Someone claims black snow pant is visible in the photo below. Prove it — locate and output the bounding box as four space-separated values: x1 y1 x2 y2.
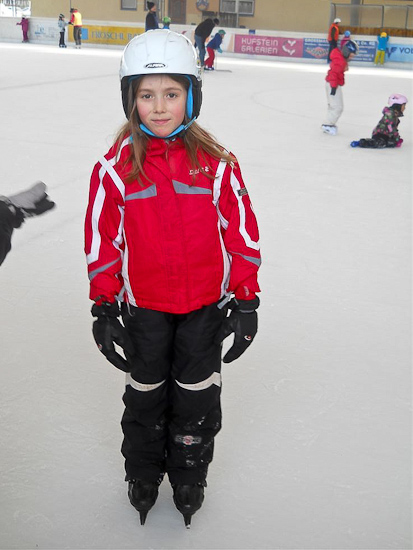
359 135 397 149
0 201 23 267
327 40 337 62
120 301 227 486
59 31 65 47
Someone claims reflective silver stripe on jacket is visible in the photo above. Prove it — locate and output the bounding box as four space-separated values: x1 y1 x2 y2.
173 180 212 195
88 258 119 281
231 251 262 267
126 185 157 200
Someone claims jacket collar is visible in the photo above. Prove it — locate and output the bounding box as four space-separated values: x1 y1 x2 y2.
145 136 184 157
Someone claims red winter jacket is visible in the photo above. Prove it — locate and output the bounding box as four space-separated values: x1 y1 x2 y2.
325 48 348 88
84 136 261 314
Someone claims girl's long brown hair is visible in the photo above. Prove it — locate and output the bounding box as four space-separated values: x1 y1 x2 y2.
114 75 236 184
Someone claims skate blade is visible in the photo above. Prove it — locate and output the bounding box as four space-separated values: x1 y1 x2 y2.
183 514 192 528
139 510 148 526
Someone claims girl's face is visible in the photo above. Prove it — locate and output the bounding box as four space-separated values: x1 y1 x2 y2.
136 75 187 138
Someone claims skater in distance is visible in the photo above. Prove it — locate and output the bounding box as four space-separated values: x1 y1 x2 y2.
58 13 68 48
84 29 261 528
374 31 390 66
69 8 82 48
204 29 226 71
322 39 358 136
194 17 219 67
327 17 341 62
145 2 159 31
340 30 351 53
351 94 408 148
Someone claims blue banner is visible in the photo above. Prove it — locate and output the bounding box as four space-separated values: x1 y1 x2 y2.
303 38 379 63
303 38 329 60
354 40 376 62
387 44 413 63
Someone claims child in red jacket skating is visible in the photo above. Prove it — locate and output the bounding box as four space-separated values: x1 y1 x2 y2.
322 39 358 135
84 30 261 528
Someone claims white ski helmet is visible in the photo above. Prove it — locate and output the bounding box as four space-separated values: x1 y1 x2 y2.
120 29 202 134
388 93 408 107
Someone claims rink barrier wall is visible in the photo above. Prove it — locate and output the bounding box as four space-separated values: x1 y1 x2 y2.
1 16 412 65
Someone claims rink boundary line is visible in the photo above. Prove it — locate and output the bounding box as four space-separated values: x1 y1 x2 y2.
0 40 411 77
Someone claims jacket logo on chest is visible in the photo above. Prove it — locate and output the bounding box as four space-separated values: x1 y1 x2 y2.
189 166 210 176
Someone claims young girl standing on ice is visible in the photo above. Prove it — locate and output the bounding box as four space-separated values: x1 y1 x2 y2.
322 39 358 135
84 30 261 528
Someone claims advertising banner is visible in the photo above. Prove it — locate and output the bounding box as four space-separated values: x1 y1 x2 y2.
80 25 144 45
386 43 413 63
234 34 303 58
303 38 376 62
353 40 376 62
303 38 329 60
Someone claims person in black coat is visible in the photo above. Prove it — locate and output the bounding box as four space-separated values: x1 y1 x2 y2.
0 182 55 266
145 2 159 31
194 17 219 66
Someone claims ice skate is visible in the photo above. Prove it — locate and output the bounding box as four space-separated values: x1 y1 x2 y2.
321 124 337 136
172 483 205 528
350 140 360 147
128 479 161 525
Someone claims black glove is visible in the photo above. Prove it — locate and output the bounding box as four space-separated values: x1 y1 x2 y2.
20 195 55 217
91 302 135 372
214 297 259 363
0 201 25 228
6 181 55 220
330 87 337 96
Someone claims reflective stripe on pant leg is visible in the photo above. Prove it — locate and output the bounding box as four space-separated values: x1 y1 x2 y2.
167 302 227 485
121 307 174 482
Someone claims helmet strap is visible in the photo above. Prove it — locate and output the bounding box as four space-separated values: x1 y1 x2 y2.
139 116 196 139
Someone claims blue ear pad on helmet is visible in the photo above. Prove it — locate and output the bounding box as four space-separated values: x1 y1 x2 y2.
185 76 194 119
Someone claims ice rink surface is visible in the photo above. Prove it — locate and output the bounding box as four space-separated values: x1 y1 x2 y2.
0 42 412 550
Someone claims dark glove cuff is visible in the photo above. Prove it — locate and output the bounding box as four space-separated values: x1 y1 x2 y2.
233 296 260 312
91 301 120 318
0 200 25 228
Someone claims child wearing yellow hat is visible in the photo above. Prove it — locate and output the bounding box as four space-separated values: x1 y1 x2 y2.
375 31 390 65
